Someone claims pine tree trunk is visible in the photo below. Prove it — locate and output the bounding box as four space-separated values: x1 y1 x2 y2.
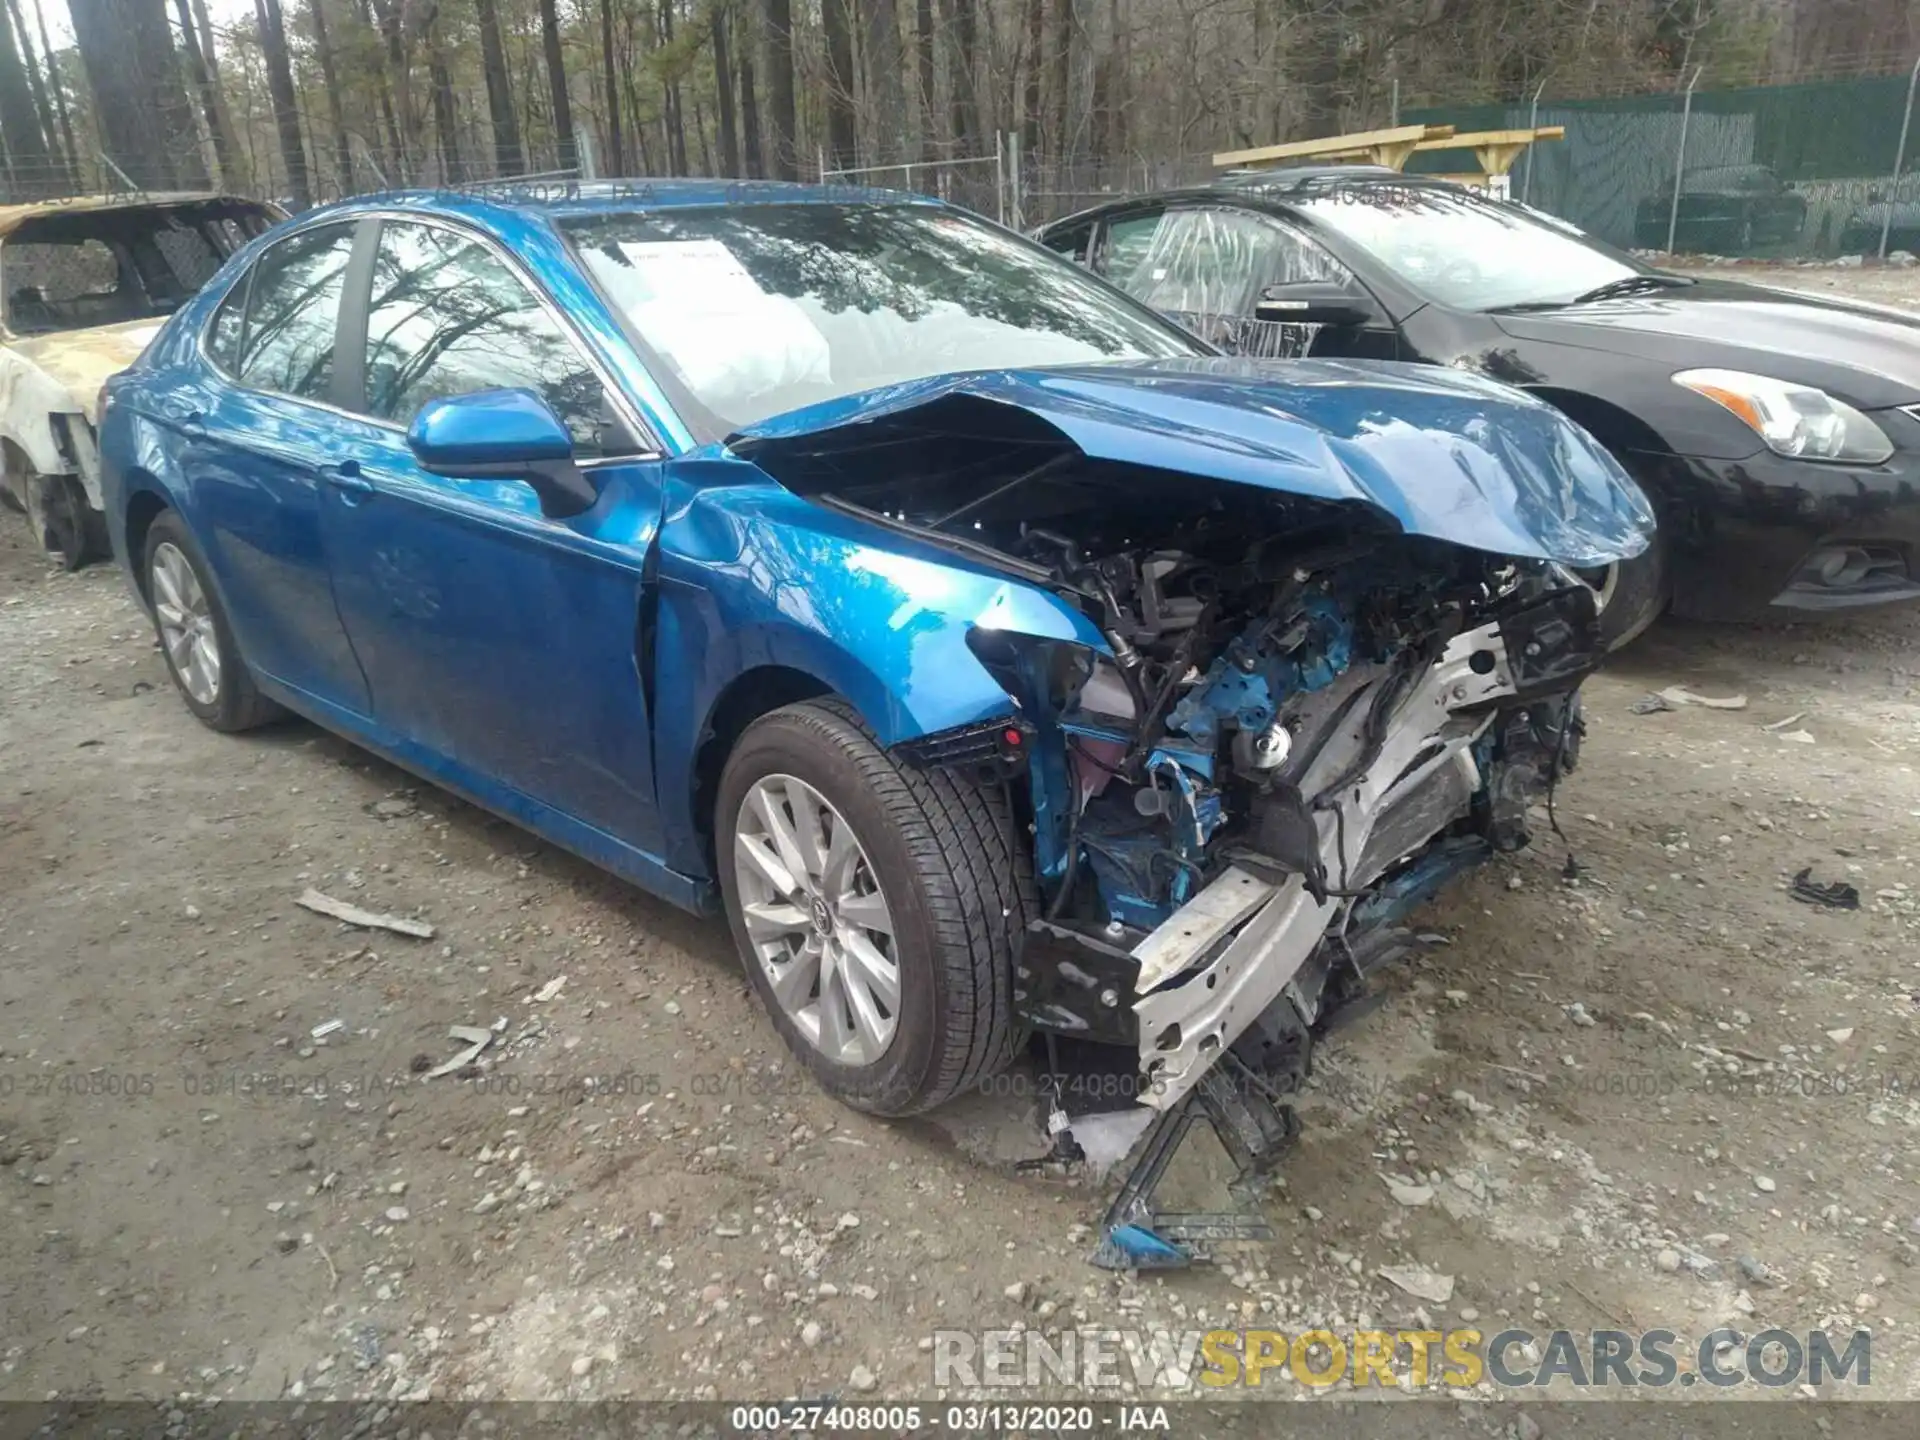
307 0 354 195
68 0 207 191
6 0 67 187
1046 0 1069 157
252 0 309 205
369 0 417 181
427 14 462 184
538 0 577 171
863 0 904 166
764 0 797 179
738 43 761 177
27 0 78 185
0 0 51 193
659 0 687 174
821 0 856 171
711 3 740 176
913 0 935 160
599 0 624 174
475 0 524 175
944 0 981 155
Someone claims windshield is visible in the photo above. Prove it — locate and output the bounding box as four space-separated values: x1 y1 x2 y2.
1292 186 1645 312
561 203 1204 431
2 200 277 336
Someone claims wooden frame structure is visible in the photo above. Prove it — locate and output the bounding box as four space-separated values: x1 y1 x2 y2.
1214 124 1565 189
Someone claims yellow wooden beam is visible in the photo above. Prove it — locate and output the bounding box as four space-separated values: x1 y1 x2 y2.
1410 126 1565 151
1214 124 1455 171
1410 126 1565 178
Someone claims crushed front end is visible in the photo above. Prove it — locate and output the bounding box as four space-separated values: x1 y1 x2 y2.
886 468 1603 1264
730 361 1644 1267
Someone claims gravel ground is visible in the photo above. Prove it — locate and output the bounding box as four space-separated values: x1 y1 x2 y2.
4 277 1919 1409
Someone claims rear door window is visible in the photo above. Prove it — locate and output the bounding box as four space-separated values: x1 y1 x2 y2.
230 224 357 401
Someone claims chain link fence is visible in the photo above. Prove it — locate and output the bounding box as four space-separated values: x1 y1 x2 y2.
1406 65 1920 261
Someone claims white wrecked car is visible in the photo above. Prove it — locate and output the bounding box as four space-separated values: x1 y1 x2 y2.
0 193 281 566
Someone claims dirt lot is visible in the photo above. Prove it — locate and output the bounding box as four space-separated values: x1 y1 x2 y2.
4 275 1919 1411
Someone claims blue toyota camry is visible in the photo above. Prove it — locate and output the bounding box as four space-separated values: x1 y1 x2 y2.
98 181 1652 1144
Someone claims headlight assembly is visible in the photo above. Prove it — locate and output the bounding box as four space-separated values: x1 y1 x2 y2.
1674 368 1893 464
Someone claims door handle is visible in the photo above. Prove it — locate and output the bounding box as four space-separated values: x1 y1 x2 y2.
321 461 375 498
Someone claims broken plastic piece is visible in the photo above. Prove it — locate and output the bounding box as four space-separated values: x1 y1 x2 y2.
1659 686 1747 710
296 888 435 939
424 1025 494 1079
1789 868 1859 910
309 1019 344 1041
1090 1056 1295 1270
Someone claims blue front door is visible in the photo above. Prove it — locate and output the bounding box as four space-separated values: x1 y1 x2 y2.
315 218 665 855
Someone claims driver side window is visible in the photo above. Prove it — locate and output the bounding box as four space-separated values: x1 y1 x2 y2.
361 221 608 455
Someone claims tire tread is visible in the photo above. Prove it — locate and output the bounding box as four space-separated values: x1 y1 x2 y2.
743 699 1032 1112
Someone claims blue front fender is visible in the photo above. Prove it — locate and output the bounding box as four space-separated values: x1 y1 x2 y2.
652 464 1107 876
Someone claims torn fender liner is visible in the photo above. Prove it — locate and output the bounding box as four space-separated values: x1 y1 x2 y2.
726 357 1655 570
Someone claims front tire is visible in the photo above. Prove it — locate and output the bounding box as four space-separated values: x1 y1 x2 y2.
1578 524 1668 652
716 700 1031 1116
143 510 282 732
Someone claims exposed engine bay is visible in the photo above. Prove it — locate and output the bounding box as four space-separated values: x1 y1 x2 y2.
831 442 1602 1263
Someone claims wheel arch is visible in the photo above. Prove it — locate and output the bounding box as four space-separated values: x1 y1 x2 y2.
688 663 837 875
1528 387 1672 463
124 483 172 599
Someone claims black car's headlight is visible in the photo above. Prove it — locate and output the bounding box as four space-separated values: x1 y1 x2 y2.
1674 367 1894 464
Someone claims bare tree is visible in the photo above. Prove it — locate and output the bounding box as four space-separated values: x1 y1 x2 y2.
764 0 798 178
599 0 625 173
863 0 906 164
822 0 857 169
738 31 762 175
944 0 982 154
538 0 578 170
26 0 77 184
0 0 53 193
476 0 526 175
711 1 741 175
69 0 208 190
307 0 355 194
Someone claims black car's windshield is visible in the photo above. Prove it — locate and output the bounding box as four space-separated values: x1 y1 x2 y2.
1291 185 1646 312
562 203 1204 430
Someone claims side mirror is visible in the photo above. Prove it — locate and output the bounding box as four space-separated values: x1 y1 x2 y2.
1254 280 1376 327
406 388 597 518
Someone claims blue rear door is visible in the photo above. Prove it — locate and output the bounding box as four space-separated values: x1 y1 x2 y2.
171 221 373 715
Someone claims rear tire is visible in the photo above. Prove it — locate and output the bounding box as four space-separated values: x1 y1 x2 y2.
143 510 283 732
716 699 1031 1116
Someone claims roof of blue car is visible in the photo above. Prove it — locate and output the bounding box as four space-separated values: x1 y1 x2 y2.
315 178 927 229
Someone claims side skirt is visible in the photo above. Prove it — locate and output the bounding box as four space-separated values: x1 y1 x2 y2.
252 672 718 916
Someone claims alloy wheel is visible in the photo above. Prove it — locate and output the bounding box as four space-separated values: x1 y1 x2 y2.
1572 562 1619 616
151 541 222 706
732 773 901 1066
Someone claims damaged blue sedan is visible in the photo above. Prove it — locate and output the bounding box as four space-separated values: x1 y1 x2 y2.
98 185 1651 1238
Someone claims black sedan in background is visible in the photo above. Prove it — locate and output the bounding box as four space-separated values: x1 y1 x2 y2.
1632 164 1808 254
1037 170 1920 648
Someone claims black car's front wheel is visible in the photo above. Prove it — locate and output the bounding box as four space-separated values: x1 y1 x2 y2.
716 699 1030 1116
143 510 282 732
1575 524 1669 651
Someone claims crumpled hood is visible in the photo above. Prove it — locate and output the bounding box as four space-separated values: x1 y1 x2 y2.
727 357 1653 568
8 318 166 422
